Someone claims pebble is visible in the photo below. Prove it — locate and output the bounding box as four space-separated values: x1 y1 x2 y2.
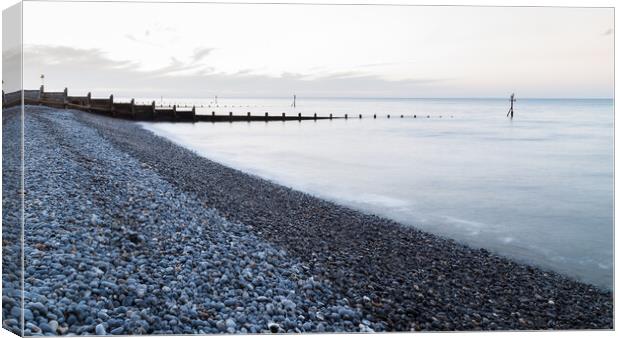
0 105 611 336
48 320 59 333
24 309 34 322
39 322 53 333
28 302 47 314
110 327 124 335
268 322 281 333
95 323 107 335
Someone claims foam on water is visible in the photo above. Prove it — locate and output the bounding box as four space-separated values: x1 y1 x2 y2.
141 97 613 290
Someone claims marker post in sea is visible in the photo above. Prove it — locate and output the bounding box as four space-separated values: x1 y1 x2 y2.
507 93 515 118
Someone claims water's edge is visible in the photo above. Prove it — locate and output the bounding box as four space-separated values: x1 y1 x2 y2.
138 119 612 292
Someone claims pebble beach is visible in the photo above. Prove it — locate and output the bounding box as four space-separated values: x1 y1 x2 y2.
2 106 614 335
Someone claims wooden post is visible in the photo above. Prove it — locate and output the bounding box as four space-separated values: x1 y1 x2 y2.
373 114 376 119
229 111 233 122
173 105 177 120
2 90 4 109
414 114 416 118
329 113 332 120
192 106 196 122
39 85 44 104
63 87 68 109
151 101 156 120
130 98 136 119
265 112 268 121
212 111 215 118
400 114 403 118
507 93 515 118
247 112 251 118
86 92 91 111
359 114 362 119
387 114 390 119
298 113 301 121
109 94 114 116
345 114 348 119
282 112 286 121
313 113 317 120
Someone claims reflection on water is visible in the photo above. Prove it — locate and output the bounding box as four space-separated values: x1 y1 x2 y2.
142 98 613 290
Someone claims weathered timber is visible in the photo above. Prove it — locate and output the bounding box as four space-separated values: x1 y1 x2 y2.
4 88 363 123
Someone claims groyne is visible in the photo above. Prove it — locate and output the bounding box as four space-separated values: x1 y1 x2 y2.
2 88 453 123
2 87 337 122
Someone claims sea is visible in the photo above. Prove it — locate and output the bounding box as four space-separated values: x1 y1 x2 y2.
139 97 614 290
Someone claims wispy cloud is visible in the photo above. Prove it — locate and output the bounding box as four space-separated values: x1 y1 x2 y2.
192 47 214 63
124 33 161 47
156 57 203 76
356 61 408 68
125 24 179 46
125 34 138 42
23 44 451 98
24 44 139 71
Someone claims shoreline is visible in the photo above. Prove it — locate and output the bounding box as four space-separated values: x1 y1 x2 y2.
5 105 613 334
142 119 613 291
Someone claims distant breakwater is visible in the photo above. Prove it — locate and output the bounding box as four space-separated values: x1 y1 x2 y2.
2 87 450 123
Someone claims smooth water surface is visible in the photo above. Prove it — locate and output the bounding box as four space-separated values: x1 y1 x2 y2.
142 98 614 290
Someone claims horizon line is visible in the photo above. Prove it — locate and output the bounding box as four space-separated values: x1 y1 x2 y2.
104 95 616 100
12 89 614 101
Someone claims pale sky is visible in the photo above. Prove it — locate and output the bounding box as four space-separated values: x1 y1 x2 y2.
12 1 615 98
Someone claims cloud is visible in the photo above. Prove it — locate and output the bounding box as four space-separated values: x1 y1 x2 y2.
124 33 161 47
2 46 22 92
356 61 404 68
125 24 179 46
234 69 254 76
24 44 138 71
22 44 451 98
155 57 204 76
192 47 214 62
152 49 217 76
125 34 138 42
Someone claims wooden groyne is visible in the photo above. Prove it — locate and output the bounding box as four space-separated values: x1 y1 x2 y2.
5 87 200 122
3 87 453 122
2 87 336 123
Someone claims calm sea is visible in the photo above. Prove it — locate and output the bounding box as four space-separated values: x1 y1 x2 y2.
140 97 614 290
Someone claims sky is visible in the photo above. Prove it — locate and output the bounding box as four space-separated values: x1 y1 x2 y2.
3 2 21 93
8 2 615 98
